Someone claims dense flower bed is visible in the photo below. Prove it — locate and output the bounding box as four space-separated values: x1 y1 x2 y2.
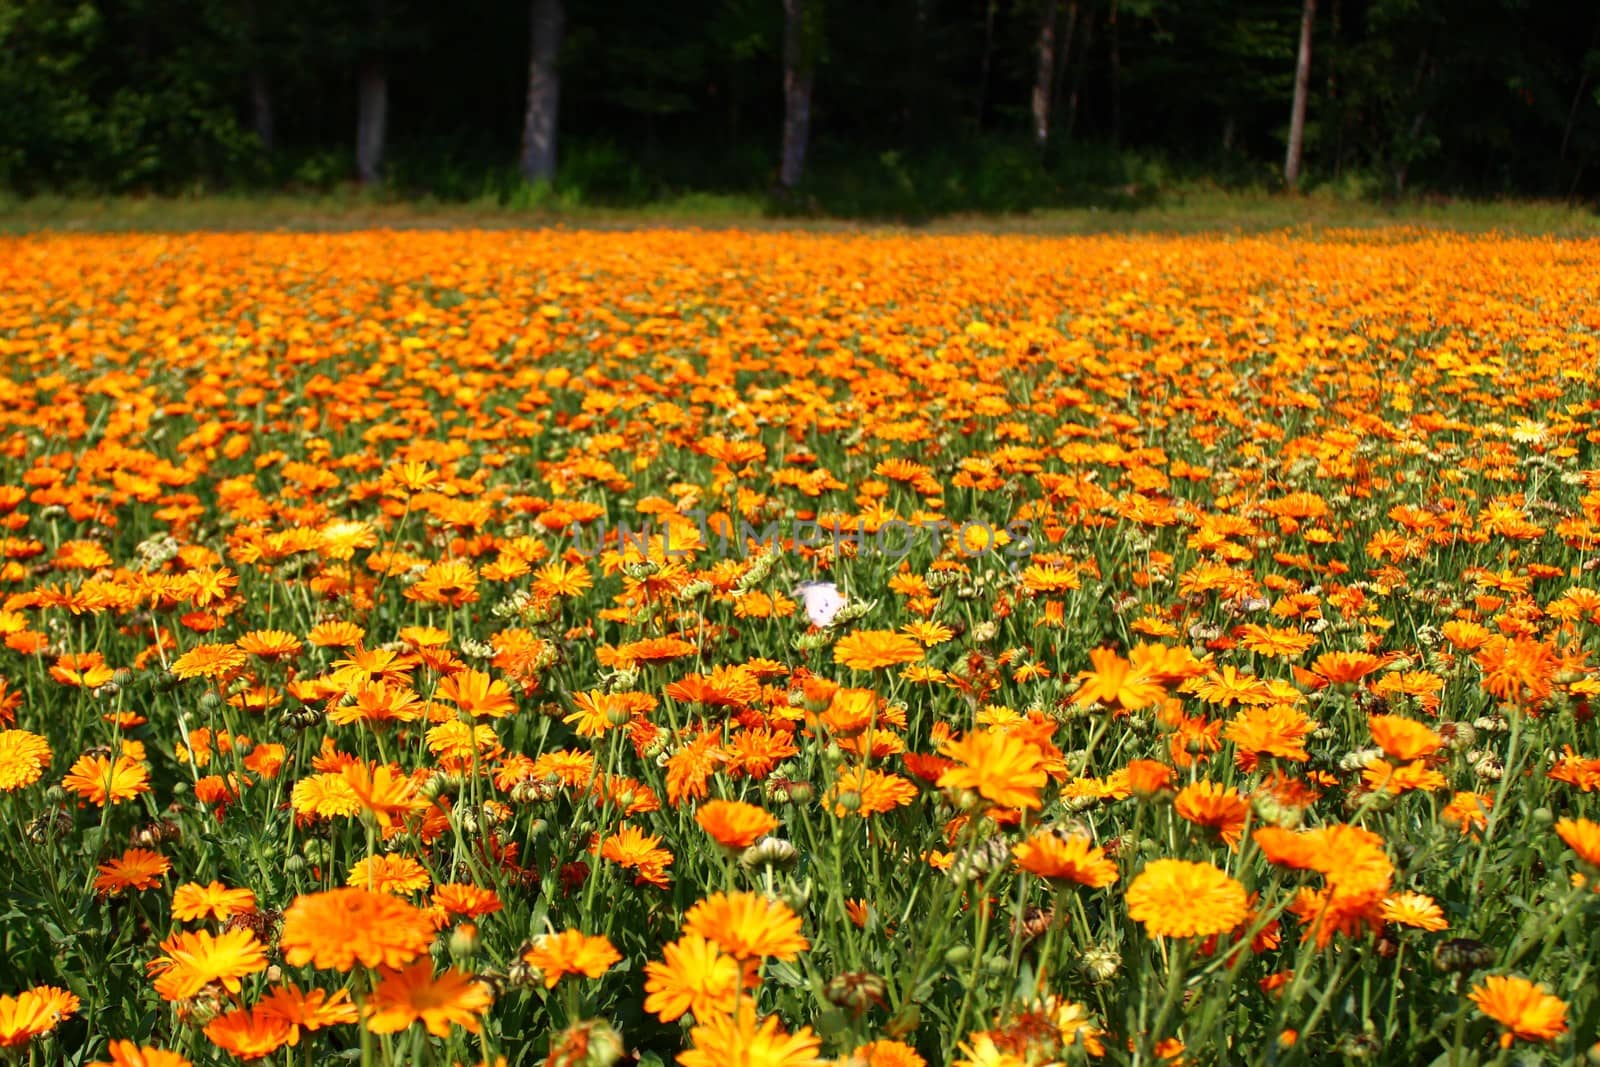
0 229 1597 1065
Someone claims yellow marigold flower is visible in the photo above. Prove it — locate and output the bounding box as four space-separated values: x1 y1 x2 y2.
348 853 432 895
0 729 51 791
1126 859 1249 939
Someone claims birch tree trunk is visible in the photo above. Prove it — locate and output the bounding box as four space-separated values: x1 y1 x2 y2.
1032 1 1057 147
356 60 387 184
355 0 387 185
519 0 565 183
779 0 814 190
1062 4 1094 140
1284 0 1315 187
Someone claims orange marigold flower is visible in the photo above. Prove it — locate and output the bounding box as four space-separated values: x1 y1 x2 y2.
1238 625 1318 659
1380 892 1448 932
830 765 918 817
203 1008 294 1060
348 853 432 895
431 882 503 919
1441 791 1493 835
1173 781 1251 846
62 752 150 806
1361 758 1447 796
679 997 826 1067
643 933 743 1023
683 891 810 962
255 984 360 1042
340 761 429 832
1223 704 1312 770
307 620 364 648
278 888 436 972
953 1034 1026 1067
1184 665 1276 708
94 848 171 896
405 558 480 608
0 985 78 1048
1547 746 1600 792
1556 817 1600 867
833 630 925 671
1367 714 1443 762
50 652 115 689
1072 647 1165 711
1440 620 1491 651
89 1042 191 1067
596 824 675 889
1012 831 1119 888
936 728 1048 811
364 958 494 1037
435 668 517 719
170 642 248 681
695 799 780 849
147 928 268 1002
1255 824 1392 889
1123 759 1176 799
1303 651 1385 687
611 636 698 666
1469 975 1568 1047
851 1040 928 1067
235 629 303 660
522 930 623 988
1126 860 1249 939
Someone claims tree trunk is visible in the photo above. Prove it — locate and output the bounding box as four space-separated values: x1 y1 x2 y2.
1393 108 1426 197
243 0 273 152
1284 0 1315 187
250 69 274 151
356 60 387 184
779 0 814 190
353 0 388 184
1064 5 1095 140
1051 1 1079 114
520 0 565 183
1032 1 1057 146
1392 49 1434 197
1559 10 1600 162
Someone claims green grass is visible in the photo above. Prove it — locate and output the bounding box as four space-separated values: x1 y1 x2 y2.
3 185 1599 235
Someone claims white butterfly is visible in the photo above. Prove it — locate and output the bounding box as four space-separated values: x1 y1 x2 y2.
794 581 847 628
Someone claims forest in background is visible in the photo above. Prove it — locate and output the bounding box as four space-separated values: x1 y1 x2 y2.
3 0 1599 216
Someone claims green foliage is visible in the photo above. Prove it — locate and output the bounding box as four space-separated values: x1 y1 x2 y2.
1 0 1599 205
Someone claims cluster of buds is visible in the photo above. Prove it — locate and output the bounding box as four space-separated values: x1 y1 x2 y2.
1433 937 1495 974
946 836 1011 883
1078 944 1122 984
739 836 799 873
733 548 779 594
824 971 888 1018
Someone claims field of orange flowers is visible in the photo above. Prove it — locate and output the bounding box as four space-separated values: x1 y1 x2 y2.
0 229 1597 1066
